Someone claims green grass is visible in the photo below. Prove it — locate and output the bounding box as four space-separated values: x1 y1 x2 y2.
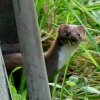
8 67 27 100
9 0 100 100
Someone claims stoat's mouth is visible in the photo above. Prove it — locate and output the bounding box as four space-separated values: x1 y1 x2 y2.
59 36 79 45
69 37 78 42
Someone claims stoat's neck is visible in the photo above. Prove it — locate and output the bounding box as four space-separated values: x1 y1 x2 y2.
44 39 60 76
58 43 79 69
44 39 59 58
44 38 79 76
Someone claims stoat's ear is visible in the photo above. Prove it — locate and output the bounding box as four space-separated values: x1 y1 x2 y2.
58 24 66 34
58 24 69 37
78 26 86 35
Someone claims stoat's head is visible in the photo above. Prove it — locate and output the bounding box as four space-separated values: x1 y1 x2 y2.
57 24 85 45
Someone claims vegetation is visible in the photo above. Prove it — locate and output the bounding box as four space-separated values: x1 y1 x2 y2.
9 0 100 100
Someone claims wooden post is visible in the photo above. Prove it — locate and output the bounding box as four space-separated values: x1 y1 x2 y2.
12 0 51 100
0 48 10 100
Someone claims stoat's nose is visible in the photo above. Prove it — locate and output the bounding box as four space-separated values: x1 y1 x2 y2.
66 31 70 37
69 36 78 42
65 31 77 42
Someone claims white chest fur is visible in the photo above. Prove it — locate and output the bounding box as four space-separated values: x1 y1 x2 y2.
58 44 78 69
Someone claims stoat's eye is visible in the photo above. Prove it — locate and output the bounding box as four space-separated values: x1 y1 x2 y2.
66 31 70 36
77 32 80 37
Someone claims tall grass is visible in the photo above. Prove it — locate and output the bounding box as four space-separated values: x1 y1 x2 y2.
36 0 100 99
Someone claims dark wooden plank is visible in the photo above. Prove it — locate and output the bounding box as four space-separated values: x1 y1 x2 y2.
12 0 51 100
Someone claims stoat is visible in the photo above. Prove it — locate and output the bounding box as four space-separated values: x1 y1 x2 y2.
3 24 85 77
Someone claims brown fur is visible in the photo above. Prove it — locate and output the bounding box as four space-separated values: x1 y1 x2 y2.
3 24 85 76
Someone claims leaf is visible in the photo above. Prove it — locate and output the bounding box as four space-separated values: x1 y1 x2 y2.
66 81 76 87
82 86 100 94
68 76 79 83
10 86 20 100
10 86 17 95
21 90 27 100
85 50 100 69
49 83 62 88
